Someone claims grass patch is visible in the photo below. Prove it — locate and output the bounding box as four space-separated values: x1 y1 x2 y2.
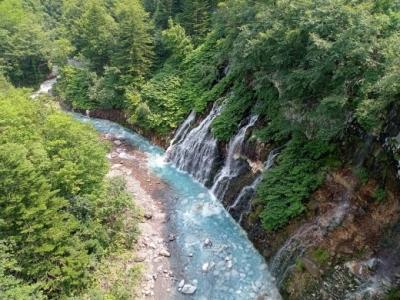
312 248 330 266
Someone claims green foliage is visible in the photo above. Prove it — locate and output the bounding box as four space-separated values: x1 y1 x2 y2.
112 0 154 86
57 65 95 109
0 241 45 300
176 0 216 43
373 187 387 203
385 288 400 300
129 65 187 135
161 19 193 63
295 258 305 272
57 0 154 109
68 0 116 72
355 167 370 185
0 82 139 298
211 83 256 141
97 177 142 249
256 136 336 231
312 248 330 266
0 0 50 86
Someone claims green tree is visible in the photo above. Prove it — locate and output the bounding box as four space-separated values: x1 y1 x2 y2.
112 0 154 86
74 1 116 72
161 19 193 63
0 0 50 86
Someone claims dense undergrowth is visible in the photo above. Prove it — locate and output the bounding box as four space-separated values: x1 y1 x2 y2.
0 77 141 298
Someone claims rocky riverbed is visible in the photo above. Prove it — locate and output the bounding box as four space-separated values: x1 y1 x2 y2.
106 135 180 299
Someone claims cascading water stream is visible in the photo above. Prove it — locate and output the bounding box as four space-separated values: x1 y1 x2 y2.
270 191 351 287
211 115 259 200
166 104 221 186
31 77 58 99
229 149 279 224
168 110 196 149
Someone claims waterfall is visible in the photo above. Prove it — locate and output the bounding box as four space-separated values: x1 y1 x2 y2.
211 115 259 200
168 111 196 148
270 192 351 287
166 104 222 186
229 149 279 224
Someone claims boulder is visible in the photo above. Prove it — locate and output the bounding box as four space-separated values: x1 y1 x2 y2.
204 238 212 248
181 284 197 295
159 249 171 257
202 262 210 272
178 279 185 288
134 254 146 262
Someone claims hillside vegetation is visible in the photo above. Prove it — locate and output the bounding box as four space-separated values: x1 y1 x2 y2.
49 0 400 230
1 0 400 297
0 78 141 298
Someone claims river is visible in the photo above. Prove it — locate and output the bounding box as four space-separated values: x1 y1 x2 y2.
73 115 281 300
36 76 281 299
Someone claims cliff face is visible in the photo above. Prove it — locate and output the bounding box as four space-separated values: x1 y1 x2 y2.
191 108 400 298
230 128 400 299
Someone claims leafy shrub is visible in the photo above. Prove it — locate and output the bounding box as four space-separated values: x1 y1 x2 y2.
256 136 336 231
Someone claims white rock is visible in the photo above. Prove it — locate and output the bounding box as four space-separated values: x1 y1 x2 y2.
159 249 171 257
204 238 212 247
181 284 197 295
114 140 122 146
178 279 185 288
202 262 210 272
226 260 233 269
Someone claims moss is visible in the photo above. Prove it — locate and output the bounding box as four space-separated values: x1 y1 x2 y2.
373 187 387 203
312 248 330 266
385 288 400 300
295 258 305 272
354 167 369 185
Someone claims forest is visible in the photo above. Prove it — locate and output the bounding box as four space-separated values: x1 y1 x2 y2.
1 0 400 299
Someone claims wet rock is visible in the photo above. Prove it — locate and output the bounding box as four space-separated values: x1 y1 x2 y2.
226 260 233 269
159 249 171 257
178 279 185 289
302 257 321 278
204 238 212 248
202 262 210 272
366 258 379 270
144 212 153 220
168 234 176 241
181 284 197 295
